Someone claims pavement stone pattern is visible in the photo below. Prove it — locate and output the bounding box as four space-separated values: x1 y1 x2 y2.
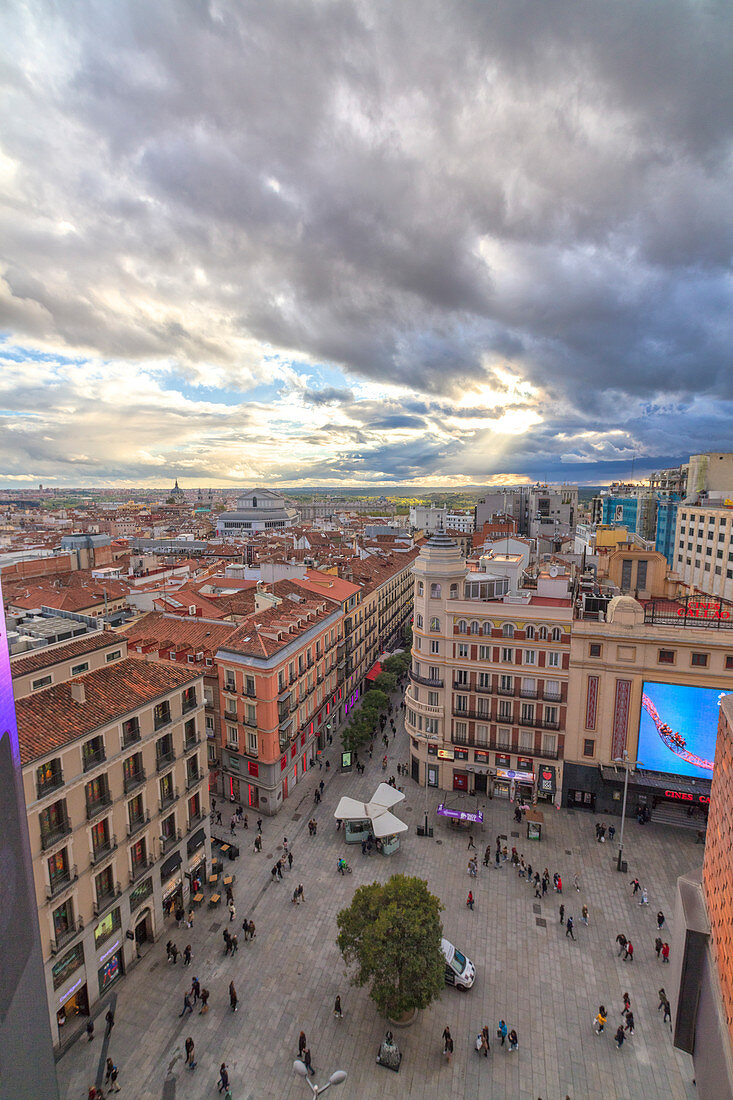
57 693 699 1100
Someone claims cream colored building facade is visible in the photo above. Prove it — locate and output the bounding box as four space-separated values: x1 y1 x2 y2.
563 594 733 815
673 503 733 602
15 649 208 1048
406 535 571 803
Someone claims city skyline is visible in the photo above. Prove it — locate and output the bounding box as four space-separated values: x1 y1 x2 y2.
2 1 732 489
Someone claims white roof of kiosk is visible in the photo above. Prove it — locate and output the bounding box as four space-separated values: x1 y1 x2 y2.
334 782 408 838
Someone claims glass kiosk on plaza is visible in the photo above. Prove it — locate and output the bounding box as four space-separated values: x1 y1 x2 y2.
335 783 408 855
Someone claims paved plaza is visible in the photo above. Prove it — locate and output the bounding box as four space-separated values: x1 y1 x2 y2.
58 701 699 1100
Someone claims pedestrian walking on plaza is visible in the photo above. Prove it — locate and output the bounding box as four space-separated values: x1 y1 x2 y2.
225 885 233 904
223 929 232 954
466 891 474 910
662 942 670 963
574 872 581 892
183 943 192 966
483 845 491 867
191 976 200 1004
658 991 672 1026
277 859 284 880
593 1006 607 1035
298 1031 307 1058
296 883 305 903
614 1025 626 1049
657 910 665 930
288 850 294 871
257 818 263 833
623 941 634 962
468 834 476 850
199 987 209 1014
228 900 236 922
271 864 279 883
442 1026 454 1062
179 992 193 1017
616 933 627 956
231 817 236 835
534 875 542 898
481 1025 490 1056
86 1018 94 1042
559 904 565 925
292 886 300 905
108 1064 121 1092
229 981 238 1012
248 919 256 940
608 824 616 842
334 995 343 1018
508 1029 518 1052
105 1058 115 1086
254 833 262 852
639 888 649 906
105 1008 115 1036
565 915 575 940
184 1036 196 1070
630 878 640 895
218 1064 230 1093
495 847 502 869
621 992 630 1017
304 1047 315 1076
497 1020 508 1046
581 905 589 926
166 940 175 962
655 936 663 958
230 933 238 953
624 1011 635 1036
541 875 548 895
283 836 289 853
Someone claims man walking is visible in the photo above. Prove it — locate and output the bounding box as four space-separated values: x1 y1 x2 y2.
218 1064 230 1094
179 991 193 1017
559 904 565 925
565 915 575 940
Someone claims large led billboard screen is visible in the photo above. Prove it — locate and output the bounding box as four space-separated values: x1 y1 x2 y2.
638 680 733 780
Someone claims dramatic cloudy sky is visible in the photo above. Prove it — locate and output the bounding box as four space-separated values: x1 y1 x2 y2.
1 1 732 488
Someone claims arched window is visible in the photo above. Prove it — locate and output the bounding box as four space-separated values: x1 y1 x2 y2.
252 495 257 507
430 617 440 632
415 613 423 628
538 626 548 640
525 624 535 640
457 620 468 634
502 623 515 638
551 627 562 642
470 620 480 634
449 584 459 600
417 581 424 596
482 621 491 635
430 583 442 599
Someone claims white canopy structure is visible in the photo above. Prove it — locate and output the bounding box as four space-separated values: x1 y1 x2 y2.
334 782 408 838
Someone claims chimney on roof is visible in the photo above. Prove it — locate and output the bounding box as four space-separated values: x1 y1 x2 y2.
70 681 85 704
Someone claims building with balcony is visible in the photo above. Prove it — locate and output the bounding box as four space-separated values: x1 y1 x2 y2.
215 586 344 814
15 655 207 1049
406 533 572 802
668 693 733 1099
563 594 733 817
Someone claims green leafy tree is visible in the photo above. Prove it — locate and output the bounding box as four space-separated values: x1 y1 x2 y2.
337 874 445 1018
360 689 388 720
373 670 397 695
341 713 371 752
381 655 404 676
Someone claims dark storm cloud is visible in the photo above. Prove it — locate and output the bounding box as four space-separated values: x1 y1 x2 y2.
1 0 733 483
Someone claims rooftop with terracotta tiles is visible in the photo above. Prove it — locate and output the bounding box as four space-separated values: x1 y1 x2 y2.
10 631 121 679
15 656 201 766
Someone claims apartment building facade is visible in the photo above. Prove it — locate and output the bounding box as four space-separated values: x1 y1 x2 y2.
15 652 208 1048
673 503 733 602
406 534 571 803
563 594 733 816
216 593 345 814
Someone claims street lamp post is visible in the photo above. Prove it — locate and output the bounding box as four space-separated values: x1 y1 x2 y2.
293 1061 347 1097
614 750 642 872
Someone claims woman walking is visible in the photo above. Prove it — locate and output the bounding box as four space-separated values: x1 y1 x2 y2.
442 1026 454 1063
229 981 238 1012
593 1006 607 1035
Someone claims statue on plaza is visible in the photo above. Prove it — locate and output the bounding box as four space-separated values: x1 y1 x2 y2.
377 1029 402 1071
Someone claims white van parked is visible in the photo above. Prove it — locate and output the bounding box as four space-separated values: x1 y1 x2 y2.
441 938 475 990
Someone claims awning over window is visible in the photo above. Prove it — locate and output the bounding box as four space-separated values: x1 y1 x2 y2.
365 662 383 682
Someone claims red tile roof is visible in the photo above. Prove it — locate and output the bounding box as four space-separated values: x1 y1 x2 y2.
15 657 201 766
10 632 119 679
123 612 237 653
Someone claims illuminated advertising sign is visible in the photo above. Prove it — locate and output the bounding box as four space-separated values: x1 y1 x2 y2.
0 579 59 1096
638 680 732 779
